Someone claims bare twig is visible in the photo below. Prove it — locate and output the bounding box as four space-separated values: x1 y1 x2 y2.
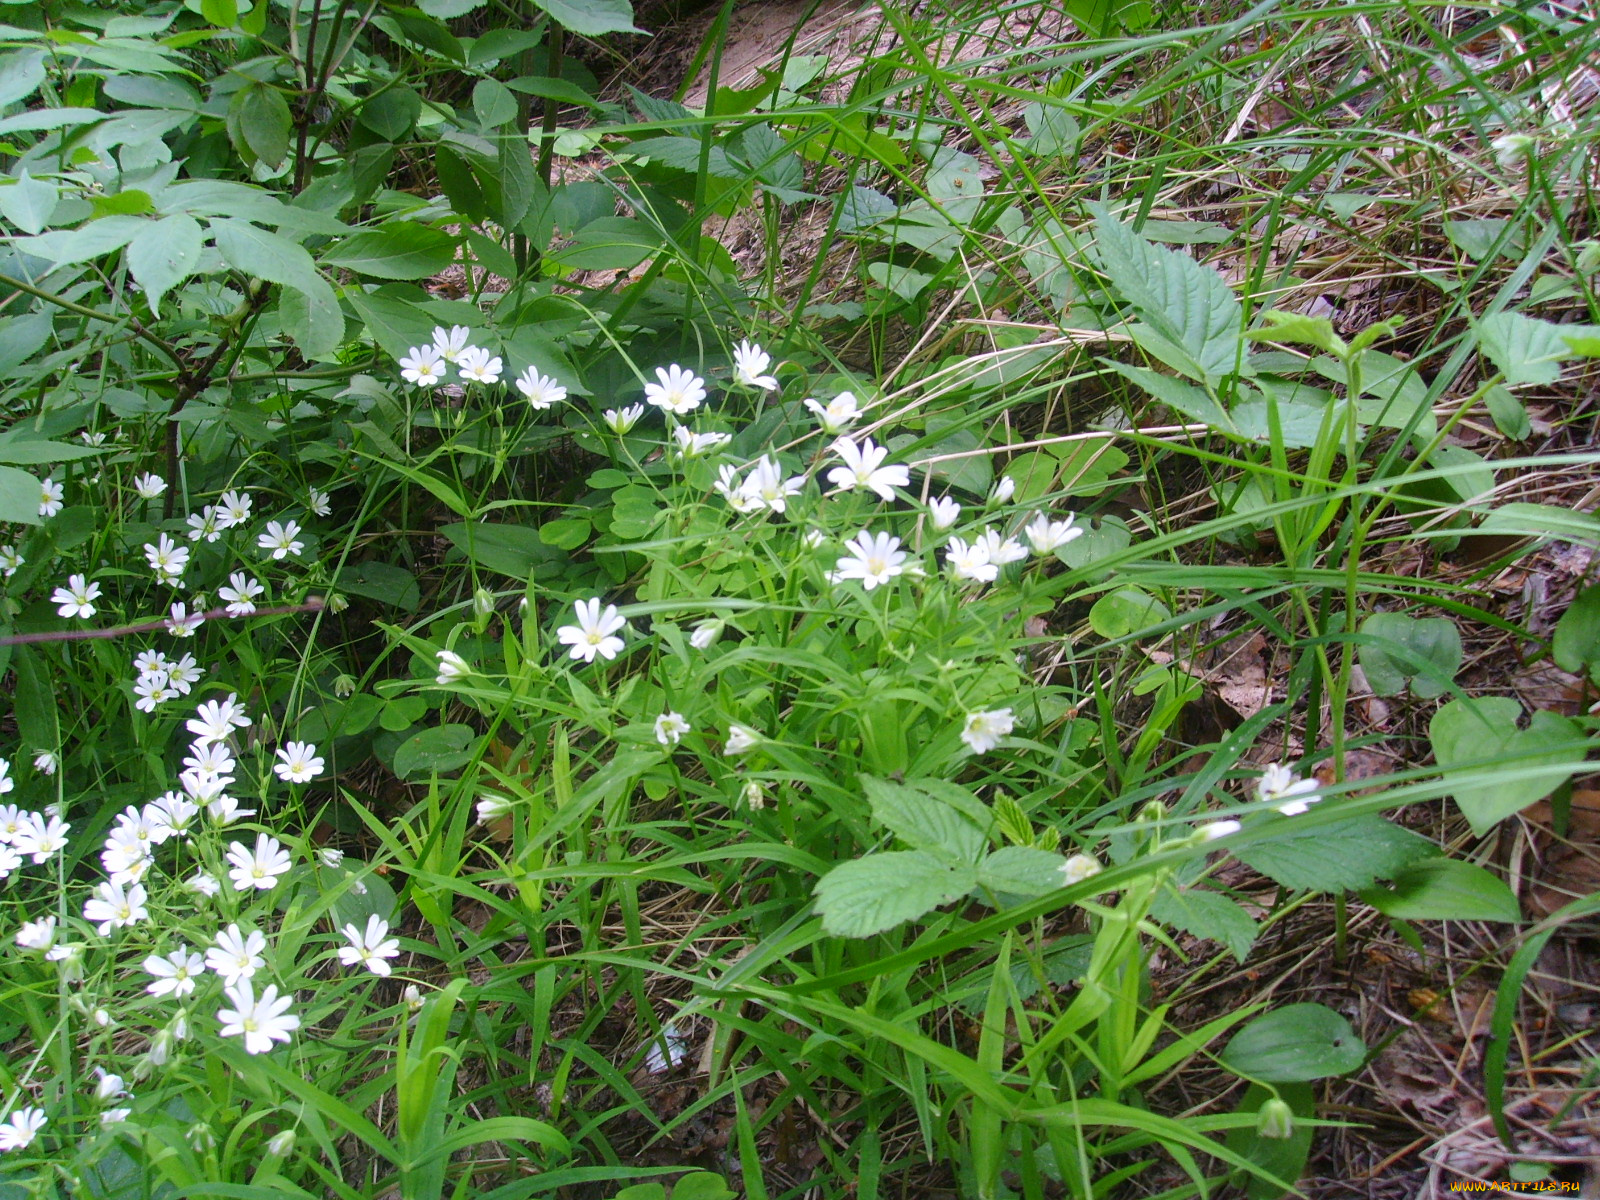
0 598 325 647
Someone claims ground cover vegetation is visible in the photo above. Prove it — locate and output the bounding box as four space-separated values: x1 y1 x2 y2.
0 0 1596 1194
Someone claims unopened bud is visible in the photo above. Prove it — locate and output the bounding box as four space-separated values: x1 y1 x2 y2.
1257 1097 1295 1140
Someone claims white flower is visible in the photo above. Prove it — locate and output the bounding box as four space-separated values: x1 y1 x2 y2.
928 496 961 530
83 880 150 935
1256 764 1321 815
399 344 446 386
273 741 324 783
742 780 768 810
133 472 166 499
15 916 54 951
186 695 250 745
825 437 909 501
317 847 345 868
724 724 759 755
1059 853 1102 886
731 340 779 390
337 914 401 977
603 404 645 434
1023 512 1083 554
960 708 1015 755
689 619 724 650
101 1108 131 1127
643 364 706 415
133 670 175 713
167 652 203 692
0 1108 45 1152
0 545 22 577
832 530 908 592
32 751 57 776
39 478 63 518
990 475 1016 505
187 870 222 898
149 792 200 840
52 573 101 619
0 801 25 837
515 368 567 410
430 324 473 363
458 346 503 385
556 597 626 664
257 519 304 560
45 942 85 982
217 981 299 1055
94 1071 126 1103
0 845 20 878
215 489 253 530
14 813 69 863
206 924 266 985
145 947 205 998
218 572 264 615
476 794 512 823
1492 132 1536 170
654 712 690 745
403 985 424 1012
435 649 471 686
186 506 221 543
672 425 732 459
944 537 998 584
1197 819 1241 842
80 430 107 446
308 488 331 516
803 391 861 434
975 528 1029 567
737 455 806 514
226 834 293 891
165 603 204 637
802 528 826 550
143 533 190 584
713 464 763 514
0 763 11 798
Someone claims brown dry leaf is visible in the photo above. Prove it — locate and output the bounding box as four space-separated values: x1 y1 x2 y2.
1521 791 1600 917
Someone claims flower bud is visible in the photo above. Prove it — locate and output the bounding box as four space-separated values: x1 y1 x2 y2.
1059 853 1102 886
1257 1097 1295 1140
318 847 345 869
266 1130 296 1157
742 780 768 810
333 674 357 698
476 794 513 824
689 619 724 650
473 588 495 619
403 985 424 1013
326 592 349 614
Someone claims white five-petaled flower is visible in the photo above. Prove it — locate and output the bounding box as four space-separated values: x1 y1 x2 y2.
515 368 567 410
1023 512 1083 554
217 980 299 1055
215 489 253 530
15 916 55 951
167 652 202 692
399 344 446 387
831 530 908 592
308 488 331 517
273 741 324 783
226 834 293 892
133 671 175 713
187 506 221 543
145 947 206 998
654 712 690 746
166 603 204 637
731 340 779 390
187 870 222 898
724 455 805 514
0 762 13 798
257 519 304 560
133 472 166 499
960 708 1014 755
928 495 961 530
205 924 266 984
1256 763 1321 815
476 794 512 824
14 813 69 863
430 325 473 363
83 880 150 935
218 572 265 616
724 724 760 755
435 649 471 686
457 346 503 385
144 534 190 584
1059 853 1102 886
643 364 706 415
39 478 63 518
803 391 861 434
556 597 626 664
52 573 101 619
0 1108 46 1152
337 914 401 977
825 437 909 501
187 694 251 745
672 426 732 458
0 545 22 577
944 536 998 584
603 404 645 435
975 528 1029 567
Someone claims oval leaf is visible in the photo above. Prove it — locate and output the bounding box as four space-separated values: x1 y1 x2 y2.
1221 1003 1365 1082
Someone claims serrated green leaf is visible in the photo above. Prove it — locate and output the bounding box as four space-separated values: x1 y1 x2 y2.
18 215 147 266
1429 697 1588 835
1247 310 1344 355
977 846 1068 897
1106 361 1234 430
473 77 518 129
127 214 203 316
1151 886 1258 960
530 0 641 35
321 223 458 280
1221 1003 1365 1082
814 851 976 937
230 82 291 169
862 775 985 861
212 218 320 291
1359 857 1519 923
0 170 58 235
279 276 344 359
1476 311 1575 386
358 85 421 141
1237 815 1435 892
1358 612 1461 699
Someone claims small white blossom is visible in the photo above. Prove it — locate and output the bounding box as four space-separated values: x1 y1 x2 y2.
724 725 760 755
960 708 1014 755
825 437 909 501
337 915 401 977
226 834 293 892
399 344 446 387
435 649 471 686
133 472 166 499
1197 819 1241 842
145 947 206 998
51 573 101 619
803 391 861 434
205 924 266 985
133 671 175 713
0 545 22 577
556 597 626 664
15 916 55 951
603 404 645 435
186 506 222 543
944 537 998 584
832 530 908 592
430 325 473 362
39 478 63 518
975 528 1029 567
83 880 150 935
317 847 345 868
742 780 768 810
928 495 961 530
0 1108 46 1152
689 619 724 650
32 752 57 776
476 794 512 823
144 533 191 584
654 712 690 746
1256 764 1321 816
273 742 324 783
218 572 265 616
308 488 331 516
731 340 779 390
186 695 250 745
217 981 299 1055
990 475 1016 504
187 870 222 898
257 519 304 560
215 490 253 530
672 426 732 459
643 364 706 415
166 603 204 637
457 346 503 385
1059 853 1102 886
13 813 69 863
1022 512 1083 554
515 368 567 410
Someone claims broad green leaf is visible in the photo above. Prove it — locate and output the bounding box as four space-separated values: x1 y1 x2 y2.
530 0 641 35
1483 383 1531 440
1225 1082 1316 1200
1476 311 1575 386
201 0 239 25
0 50 46 108
472 78 518 129
440 520 562 578
926 148 984 221
1359 858 1519 923
279 276 344 359
1429 697 1588 835
1151 886 1258 960
211 219 320 291
1019 101 1080 157
392 723 478 779
1106 361 1234 430
127 214 203 316
358 85 422 141
1552 584 1600 676
321 223 457 280
1246 310 1344 355
1220 1003 1365 1082
977 846 1070 897
547 216 662 271
538 517 591 550
0 439 102 466
229 81 292 169
626 135 743 178
1237 815 1434 893
0 170 58 235
814 850 977 937
335 560 419 610
1088 586 1170 639
1478 502 1600 544
0 465 43 526
1056 514 1130 579
17 215 147 266
861 775 984 861
1358 612 1461 699
344 287 440 360
838 185 896 233
1444 217 1521 261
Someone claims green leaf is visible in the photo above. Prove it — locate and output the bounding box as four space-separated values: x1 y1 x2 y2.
0 465 43 526
1476 311 1576 386
279 276 344 359
127 214 203 316
1088 586 1170 639
0 439 102 466
18 215 147 266
1552 584 1600 676
626 135 743 178
472 78 518 129
1220 1003 1365 1082
1358 612 1462 699
1359 858 1519 923
392 724 478 779
1559 326 1600 356
1151 886 1258 960
1224 1082 1316 1200
229 82 292 169
201 0 239 25
977 846 1069 897
538 517 591 550
321 223 457 280
1237 815 1435 893
0 170 58 235
1057 514 1130 579
0 50 46 108
838 185 896 233
1429 697 1588 835
212 219 320 291
440 520 562 578
1483 384 1531 440
529 0 641 35
1019 101 1080 157
814 851 977 937
1106 361 1234 430
358 85 422 141
335 560 419 610
1477 502 1600 545
861 775 984 861
1246 310 1345 355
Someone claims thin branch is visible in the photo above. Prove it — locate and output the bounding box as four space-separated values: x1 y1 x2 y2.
0 598 326 647
0 271 183 369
